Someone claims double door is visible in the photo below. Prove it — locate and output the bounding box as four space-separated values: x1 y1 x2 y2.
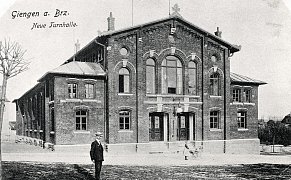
149 113 164 141
177 113 190 141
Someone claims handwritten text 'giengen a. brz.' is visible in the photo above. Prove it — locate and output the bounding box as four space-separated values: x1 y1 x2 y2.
11 9 78 30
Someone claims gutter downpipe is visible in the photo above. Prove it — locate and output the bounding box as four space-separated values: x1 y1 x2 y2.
201 35 205 144
223 49 227 153
135 30 140 145
94 40 108 143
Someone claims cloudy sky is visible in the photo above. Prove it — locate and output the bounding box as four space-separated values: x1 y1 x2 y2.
0 0 290 121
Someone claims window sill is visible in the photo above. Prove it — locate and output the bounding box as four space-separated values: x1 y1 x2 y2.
118 130 133 133
146 94 200 98
238 128 249 131
74 130 90 134
210 96 222 99
230 102 255 106
118 93 134 96
243 103 255 106
61 99 81 103
82 99 100 103
209 129 222 132
231 102 243 105
60 99 101 103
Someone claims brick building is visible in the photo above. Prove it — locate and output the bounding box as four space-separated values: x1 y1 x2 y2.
14 10 266 154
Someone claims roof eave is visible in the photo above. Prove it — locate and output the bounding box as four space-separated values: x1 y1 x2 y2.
38 72 106 82
231 81 267 86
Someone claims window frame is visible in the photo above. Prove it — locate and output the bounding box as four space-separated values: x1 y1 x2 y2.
68 83 78 99
119 110 131 130
146 58 156 94
232 88 242 102
75 110 88 131
209 73 221 96
244 89 252 103
118 68 130 93
85 83 94 99
210 110 220 129
237 111 247 129
161 55 183 95
188 61 197 95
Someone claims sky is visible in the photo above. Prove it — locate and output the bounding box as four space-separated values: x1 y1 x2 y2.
0 0 291 121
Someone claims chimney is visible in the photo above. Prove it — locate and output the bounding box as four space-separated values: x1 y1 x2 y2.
75 39 80 53
214 27 222 38
107 12 115 31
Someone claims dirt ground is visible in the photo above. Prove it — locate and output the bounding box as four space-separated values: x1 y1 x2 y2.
2 142 291 179
3 161 291 180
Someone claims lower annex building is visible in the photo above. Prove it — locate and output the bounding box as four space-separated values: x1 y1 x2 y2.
14 10 266 154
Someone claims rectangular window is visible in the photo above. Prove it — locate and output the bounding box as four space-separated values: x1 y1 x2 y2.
232 89 241 102
210 111 220 129
76 110 87 130
167 67 177 94
119 111 130 130
119 75 130 93
146 66 155 94
154 116 159 128
68 83 78 98
50 107 55 131
237 111 247 129
244 89 251 103
210 74 220 96
85 84 94 99
161 66 167 94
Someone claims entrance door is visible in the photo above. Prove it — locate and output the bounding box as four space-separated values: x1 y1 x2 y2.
177 113 189 141
149 113 164 141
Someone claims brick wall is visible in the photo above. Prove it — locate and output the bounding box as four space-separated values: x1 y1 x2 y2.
106 19 232 144
53 76 105 145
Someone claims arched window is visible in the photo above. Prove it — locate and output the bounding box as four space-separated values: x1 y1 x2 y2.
209 72 221 96
161 56 183 94
119 68 130 93
146 58 156 94
188 61 197 95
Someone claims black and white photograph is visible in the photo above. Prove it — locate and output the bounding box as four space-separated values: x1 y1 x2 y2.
0 0 290 179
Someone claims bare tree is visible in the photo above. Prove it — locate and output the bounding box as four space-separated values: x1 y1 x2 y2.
0 39 29 179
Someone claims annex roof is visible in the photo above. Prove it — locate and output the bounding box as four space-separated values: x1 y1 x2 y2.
38 61 106 82
230 72 267 85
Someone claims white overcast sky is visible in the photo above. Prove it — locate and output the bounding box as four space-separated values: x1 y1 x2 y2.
0 0 291 121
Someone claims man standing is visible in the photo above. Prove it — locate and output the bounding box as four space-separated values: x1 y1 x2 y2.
90 132 104 180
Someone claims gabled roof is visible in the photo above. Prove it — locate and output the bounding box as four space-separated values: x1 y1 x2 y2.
230 72 267 85
99 15 240 52
66 15 241 63
38 61 106 82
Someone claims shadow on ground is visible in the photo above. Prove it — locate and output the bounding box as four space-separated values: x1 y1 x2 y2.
3 161 291 179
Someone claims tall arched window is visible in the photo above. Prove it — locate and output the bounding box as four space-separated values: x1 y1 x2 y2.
119 68 130 93
146 58 156 94
161 56 183 94
188 61 197 95
209 72 221 96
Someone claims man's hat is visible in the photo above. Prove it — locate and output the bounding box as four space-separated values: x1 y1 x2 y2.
95 132 103 136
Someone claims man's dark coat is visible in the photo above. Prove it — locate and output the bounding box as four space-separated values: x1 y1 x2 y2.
90 140 104 161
